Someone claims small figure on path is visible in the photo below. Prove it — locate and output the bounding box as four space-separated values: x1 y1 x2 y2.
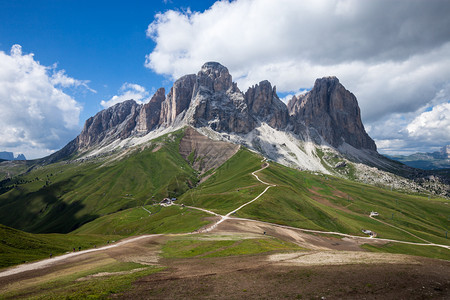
78 246 81 251
49 253 52 258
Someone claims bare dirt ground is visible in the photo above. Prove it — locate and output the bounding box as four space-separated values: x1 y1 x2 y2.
1 219 449 299
122 256 449 299
217 218 387 251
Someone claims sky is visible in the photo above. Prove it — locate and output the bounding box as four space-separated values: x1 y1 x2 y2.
0 0 449 159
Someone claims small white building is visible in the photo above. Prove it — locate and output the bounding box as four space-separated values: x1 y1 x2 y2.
370 211 379 217
160 198 173 207
362 229 376 237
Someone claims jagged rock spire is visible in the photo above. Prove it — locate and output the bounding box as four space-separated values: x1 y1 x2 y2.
288 76 376 150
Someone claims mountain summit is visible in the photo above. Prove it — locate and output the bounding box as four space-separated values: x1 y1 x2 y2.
288 77 376 150
60 62 374 152
50 62 381 175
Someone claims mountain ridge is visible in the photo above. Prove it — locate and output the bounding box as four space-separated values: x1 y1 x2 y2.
52 62 375 162
386 145 450 170
37 62 448 197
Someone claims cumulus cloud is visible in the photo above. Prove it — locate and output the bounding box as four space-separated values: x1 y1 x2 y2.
406 102 450 144
145 0 450 153
0 44 92 159
100 83 150 108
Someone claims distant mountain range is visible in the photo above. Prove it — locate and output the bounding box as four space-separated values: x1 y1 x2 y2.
386 145 450 170
0 151 26 161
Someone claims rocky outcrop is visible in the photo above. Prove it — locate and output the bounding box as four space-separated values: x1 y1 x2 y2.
137 88 165 132
0 152 26 161
288 77 376 150
77 100 141 150
186 62 255 133
194 62 234 93
159 74 196 126
245 80 289 129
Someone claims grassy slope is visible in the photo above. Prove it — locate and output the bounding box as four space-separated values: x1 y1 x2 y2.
73 205 211 236
361 242 450 260
0 129 198 233
176 149 449 251
2 254 163 299
179 149 267 215
0 224 118 268
236 161 450 245
161 234 306 259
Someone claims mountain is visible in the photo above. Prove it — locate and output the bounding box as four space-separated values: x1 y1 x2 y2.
287 76 376 150
40 62 447 197
386 145 450 170
51 62 375 162
0 152 26 161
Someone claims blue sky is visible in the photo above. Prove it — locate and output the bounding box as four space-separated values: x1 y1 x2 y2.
0 0 215 123
0 0 449 158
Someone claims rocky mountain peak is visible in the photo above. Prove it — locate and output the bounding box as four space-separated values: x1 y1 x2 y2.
77 99 141 150
196 62 233 93
245 80 288 129
55 62 379 164
137 87 165 132
0 152 26 161
288 76 376 150
186 62 254 134
159 74 196 126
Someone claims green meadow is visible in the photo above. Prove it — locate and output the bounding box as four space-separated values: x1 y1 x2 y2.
0 129 449 269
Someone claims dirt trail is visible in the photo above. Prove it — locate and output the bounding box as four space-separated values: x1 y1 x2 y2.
0 234 162 279
370 215 433 244
186 161 450 250
194 162 274 233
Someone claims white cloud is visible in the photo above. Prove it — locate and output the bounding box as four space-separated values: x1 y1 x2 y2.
406 102 450 143
100 83 150 108
0 44 92 159
145 0 450 153
369 103 450 155
50 69 96 93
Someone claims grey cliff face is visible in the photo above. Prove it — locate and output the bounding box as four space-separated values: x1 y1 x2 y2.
288 77 377 150
187 62 255 133
159 74 196 126
137 87 165 132
245 80 289 129
77 99 141 150
195 62 233 93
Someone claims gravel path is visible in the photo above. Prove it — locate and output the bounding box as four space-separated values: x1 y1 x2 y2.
0 234 161 278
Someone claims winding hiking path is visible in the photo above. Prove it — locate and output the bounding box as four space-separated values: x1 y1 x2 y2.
369 215 433 244
230 217 450 249
198 161 275 232
186 161 450 250
0 234 162 278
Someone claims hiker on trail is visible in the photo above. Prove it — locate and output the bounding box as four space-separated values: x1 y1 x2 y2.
263 231 266 235
50 253 52 258
73 248 75 252
78 246 81 251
